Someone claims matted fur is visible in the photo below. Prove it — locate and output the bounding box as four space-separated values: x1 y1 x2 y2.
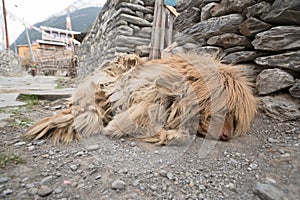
24 54 258 144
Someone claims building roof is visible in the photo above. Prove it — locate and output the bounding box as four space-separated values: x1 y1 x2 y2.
36 40 67 46
40 26 81 35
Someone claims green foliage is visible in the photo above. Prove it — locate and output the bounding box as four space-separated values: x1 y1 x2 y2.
19 94 40 107
0 153 23 168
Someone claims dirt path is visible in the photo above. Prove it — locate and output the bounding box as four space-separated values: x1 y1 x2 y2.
0 97 299 199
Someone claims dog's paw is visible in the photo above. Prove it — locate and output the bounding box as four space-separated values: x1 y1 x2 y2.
138 129 189 145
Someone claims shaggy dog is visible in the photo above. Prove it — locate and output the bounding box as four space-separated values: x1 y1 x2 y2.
24 54 258 145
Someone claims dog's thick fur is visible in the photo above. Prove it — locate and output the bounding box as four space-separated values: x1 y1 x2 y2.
24 54 258 144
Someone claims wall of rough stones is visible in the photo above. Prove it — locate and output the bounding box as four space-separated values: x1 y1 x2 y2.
0 50 22 77
78 0 155 79
168 0 300 121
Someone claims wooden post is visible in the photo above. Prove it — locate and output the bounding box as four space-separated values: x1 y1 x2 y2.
149 1 177 60
2 0 9 51
24 21 35 62
149 0 164 59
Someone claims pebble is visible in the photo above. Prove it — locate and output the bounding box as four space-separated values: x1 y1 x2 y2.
267 138 278 143
28 188 38 195
74 151 84 157
130 142 136 147
249 162 258 170
0 177 10 184
266 177 276 184
167 172 174 180
281 153 290 158
150 184 158 191
25 183 35 189
69 164 79 171
3 189 13 195
132 180 139 187
278 149 285 154
40 176 53 185
86 144 100 151
14 141 26 146
38 185 53 197
111 180 126 190
28 146 35 151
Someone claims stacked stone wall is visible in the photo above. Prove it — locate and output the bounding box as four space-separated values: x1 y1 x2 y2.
0 50 22 77
78 0 155 78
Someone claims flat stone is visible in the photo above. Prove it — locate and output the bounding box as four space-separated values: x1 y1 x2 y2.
221 51 260 64
116 2 153 14
244 1 271 19
0 93 26 108
185 14 244 41
255 51 300 72
262 0 300 25
252 26 300 51
239 17 273 38
40 176 53 185
259 94 300 121
195 46 224 59
116 35 151 46
135 45 150 57
210 0 256 17
0 177 10 184
256 68 294 95
174 7 200 32
38 185 53 197
207 33 251 48
289 80 300 98
118 13 152 27
0 113 11 128
111 179 126 190
176 0 203 13
144 0 155 6
254 183 286 200
201 3 218 21
3 189 13 195
86 144 100 151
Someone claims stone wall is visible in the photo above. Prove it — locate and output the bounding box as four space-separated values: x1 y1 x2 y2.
168 0 300 121
0 50 23 77
78 0 155 79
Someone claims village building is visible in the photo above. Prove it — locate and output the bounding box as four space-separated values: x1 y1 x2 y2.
17 26 81 76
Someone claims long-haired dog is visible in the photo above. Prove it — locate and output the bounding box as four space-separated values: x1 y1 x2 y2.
24 54 258 145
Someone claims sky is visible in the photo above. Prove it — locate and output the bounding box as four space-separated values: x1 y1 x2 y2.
0 0 79 48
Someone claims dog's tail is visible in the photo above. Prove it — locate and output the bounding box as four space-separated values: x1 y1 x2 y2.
23 107 77 144
24 54 141 144
23 105 104 144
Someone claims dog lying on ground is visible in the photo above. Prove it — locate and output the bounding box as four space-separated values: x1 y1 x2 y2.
24 54 258 145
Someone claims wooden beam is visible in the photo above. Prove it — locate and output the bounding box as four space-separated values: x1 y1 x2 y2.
2 0 10 51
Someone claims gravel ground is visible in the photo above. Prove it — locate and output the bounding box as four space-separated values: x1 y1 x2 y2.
0 99 299 200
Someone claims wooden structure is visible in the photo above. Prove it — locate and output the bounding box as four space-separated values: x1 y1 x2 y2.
149 0 178 59
17 26 81 76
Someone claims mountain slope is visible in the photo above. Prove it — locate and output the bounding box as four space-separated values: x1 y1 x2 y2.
12 7 101 48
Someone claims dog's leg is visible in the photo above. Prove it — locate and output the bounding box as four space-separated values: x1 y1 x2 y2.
102 102 150 138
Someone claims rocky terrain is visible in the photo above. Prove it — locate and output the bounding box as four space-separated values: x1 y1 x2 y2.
0 87 299 200
1 0 299 199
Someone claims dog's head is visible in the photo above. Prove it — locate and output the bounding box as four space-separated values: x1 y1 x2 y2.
192 64 258 141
